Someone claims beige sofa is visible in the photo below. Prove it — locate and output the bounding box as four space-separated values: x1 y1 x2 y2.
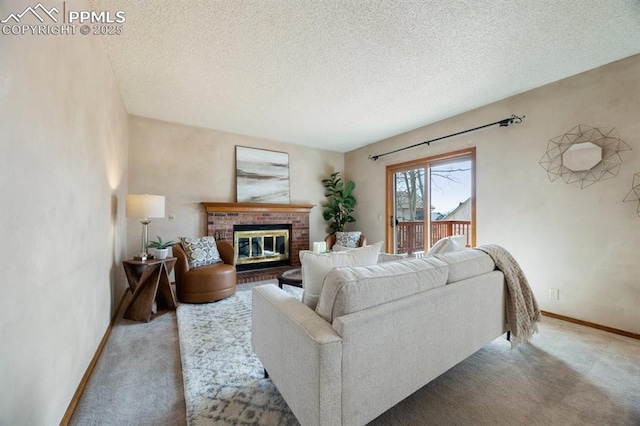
252 249 507 426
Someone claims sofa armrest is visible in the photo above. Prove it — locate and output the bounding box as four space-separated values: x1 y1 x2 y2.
252 285 342 426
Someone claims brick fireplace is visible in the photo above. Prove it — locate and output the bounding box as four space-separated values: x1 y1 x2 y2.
201 202 314 283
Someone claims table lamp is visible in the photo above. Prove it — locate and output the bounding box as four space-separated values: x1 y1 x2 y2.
126 194 165 260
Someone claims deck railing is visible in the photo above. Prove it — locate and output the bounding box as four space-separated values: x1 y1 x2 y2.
396 220 471 254
396 221 424 255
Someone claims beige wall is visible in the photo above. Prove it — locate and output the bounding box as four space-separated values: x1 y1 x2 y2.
346 55 640 334
127 116 344 257
0 1 129 424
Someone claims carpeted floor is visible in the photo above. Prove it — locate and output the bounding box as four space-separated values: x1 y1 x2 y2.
69 294 186 426
370 320 640 425
71 281 640 425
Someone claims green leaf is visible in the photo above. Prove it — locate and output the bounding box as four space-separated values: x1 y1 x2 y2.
148 235 175 249
344 180 355 193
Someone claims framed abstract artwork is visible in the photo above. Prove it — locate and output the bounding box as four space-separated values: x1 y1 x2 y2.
236 146 290 203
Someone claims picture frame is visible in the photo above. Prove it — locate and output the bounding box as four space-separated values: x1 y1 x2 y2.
236 146 290 203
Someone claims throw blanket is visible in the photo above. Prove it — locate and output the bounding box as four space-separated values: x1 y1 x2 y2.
475 244 541 348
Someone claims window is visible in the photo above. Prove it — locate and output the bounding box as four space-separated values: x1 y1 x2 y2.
385 148 475 254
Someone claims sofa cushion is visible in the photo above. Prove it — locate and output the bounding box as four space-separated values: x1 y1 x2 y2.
426 235 467 256
435 249 495 283
335 231 362 248
315 257 449 323
331 244 407 264
300 241 382 309
377 252 408 263
180 236 221 268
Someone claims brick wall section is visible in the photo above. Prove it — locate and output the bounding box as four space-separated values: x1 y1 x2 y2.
233 266 292 284
207 211 310 283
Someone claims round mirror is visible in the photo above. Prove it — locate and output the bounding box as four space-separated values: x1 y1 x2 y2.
562 142 602 171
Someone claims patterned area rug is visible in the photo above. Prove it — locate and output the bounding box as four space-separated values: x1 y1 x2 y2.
176 285 302 425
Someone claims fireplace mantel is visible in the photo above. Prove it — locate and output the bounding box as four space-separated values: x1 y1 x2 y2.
201 202 314 214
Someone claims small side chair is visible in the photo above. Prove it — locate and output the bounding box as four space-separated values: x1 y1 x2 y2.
173 240 236 303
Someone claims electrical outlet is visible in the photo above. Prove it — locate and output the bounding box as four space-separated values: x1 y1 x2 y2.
168 213 175 222
214 229 224 240
548 288 559 301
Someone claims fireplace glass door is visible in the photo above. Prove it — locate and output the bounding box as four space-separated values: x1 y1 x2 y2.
233 229 290 269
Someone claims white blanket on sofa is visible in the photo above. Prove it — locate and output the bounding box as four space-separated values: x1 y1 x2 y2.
475 244 541 348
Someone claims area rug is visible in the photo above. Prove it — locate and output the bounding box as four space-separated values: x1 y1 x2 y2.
176 284 301 426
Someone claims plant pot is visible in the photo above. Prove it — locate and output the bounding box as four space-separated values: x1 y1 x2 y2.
153 248 169 259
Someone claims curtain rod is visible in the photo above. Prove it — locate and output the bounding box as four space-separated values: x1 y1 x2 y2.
368 114 526 161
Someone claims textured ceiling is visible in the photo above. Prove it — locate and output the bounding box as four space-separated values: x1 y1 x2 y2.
92 0 640 152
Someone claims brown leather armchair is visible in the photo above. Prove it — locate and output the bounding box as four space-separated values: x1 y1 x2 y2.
173 241 237 303
325 233 367 250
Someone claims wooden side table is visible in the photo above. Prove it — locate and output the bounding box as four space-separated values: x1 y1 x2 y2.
122 257 177 322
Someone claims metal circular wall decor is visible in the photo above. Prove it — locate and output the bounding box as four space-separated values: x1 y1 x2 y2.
539 125 631 189
623 172 640 217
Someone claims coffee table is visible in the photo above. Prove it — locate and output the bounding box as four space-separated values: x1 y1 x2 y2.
278 268 302 288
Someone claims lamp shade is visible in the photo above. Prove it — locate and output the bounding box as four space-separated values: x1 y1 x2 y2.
126 194 165 219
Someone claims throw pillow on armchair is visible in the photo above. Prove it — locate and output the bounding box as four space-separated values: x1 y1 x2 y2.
334 231 362 248
179 236 222 268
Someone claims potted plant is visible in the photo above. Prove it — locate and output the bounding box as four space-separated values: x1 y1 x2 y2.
321 171 357 234
148 236 175 260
